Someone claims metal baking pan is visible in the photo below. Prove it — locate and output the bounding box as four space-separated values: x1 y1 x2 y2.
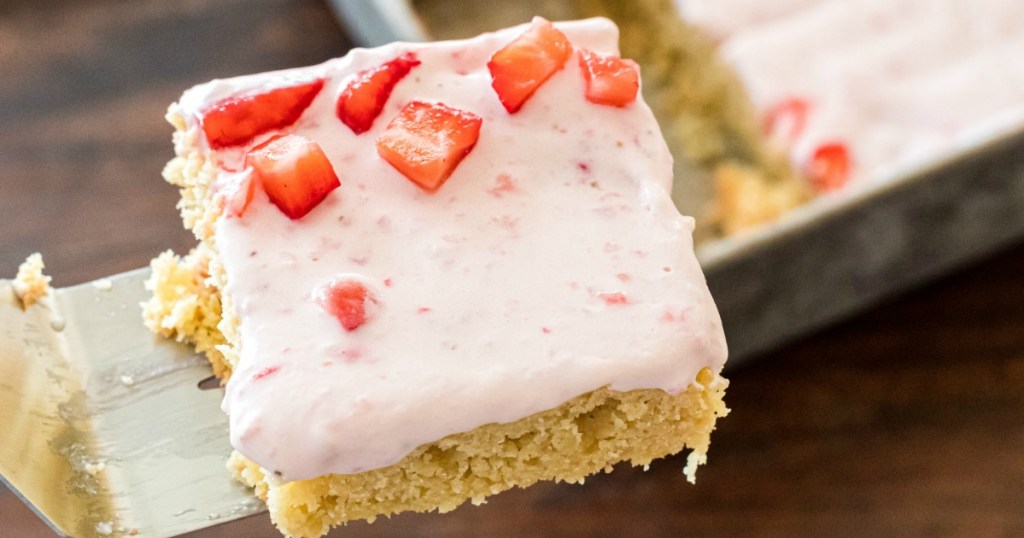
330 0 1024 363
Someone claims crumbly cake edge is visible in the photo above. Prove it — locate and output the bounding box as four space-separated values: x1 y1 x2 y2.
145 105 729 538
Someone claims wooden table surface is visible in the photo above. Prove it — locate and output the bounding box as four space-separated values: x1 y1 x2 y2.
2 1 1022 536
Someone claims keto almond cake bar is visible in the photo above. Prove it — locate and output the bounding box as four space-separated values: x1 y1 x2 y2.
144 18 728 538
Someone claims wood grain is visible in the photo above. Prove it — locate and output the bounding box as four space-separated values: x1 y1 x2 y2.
2 1 1022 536
0 0 351 286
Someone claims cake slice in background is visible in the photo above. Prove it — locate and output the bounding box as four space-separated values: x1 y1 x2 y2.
679 0 1024 199
145 17 728 538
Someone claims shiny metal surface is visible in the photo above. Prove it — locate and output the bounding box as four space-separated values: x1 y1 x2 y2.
326 0 426 46
0 270 260 538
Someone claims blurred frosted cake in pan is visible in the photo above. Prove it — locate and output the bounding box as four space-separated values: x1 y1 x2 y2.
145 17 728 538
592 0 1024 234
679 0 1024 191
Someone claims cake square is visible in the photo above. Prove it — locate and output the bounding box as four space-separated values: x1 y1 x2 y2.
145 17 728 538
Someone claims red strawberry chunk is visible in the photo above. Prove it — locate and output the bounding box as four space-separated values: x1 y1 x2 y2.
488 17 572 113
337 52 421 134
376 101 483 192
200 79 324 148
318 280 369 332
763 97 810 142
806 142 852 192
577 49 640 107
599 292 629 305
245 134 340 219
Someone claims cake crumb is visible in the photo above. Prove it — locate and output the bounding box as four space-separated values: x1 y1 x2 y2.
95 521 113 535
12 253 52 308
683 451 707 484
120 375 136 387
711 162 808 237
92 277 114 291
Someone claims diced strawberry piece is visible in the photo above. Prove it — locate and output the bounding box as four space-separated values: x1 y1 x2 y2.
245 134 340 219
487 17 572 113
599 292 629 305
577 48 640 107
376 101 482 192
763 97 810 142
200 80 324 148
317 280 369 332
337 52 421 134
806 142 852 192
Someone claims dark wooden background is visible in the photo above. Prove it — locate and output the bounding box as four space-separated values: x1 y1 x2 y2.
2 1 1022 536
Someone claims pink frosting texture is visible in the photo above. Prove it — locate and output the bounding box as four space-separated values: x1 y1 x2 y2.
175 19 727 481
678 0 1024 189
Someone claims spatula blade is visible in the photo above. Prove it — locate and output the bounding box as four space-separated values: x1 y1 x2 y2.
0 269 262 538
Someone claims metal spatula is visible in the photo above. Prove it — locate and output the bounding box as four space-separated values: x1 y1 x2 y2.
0 269 262 538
